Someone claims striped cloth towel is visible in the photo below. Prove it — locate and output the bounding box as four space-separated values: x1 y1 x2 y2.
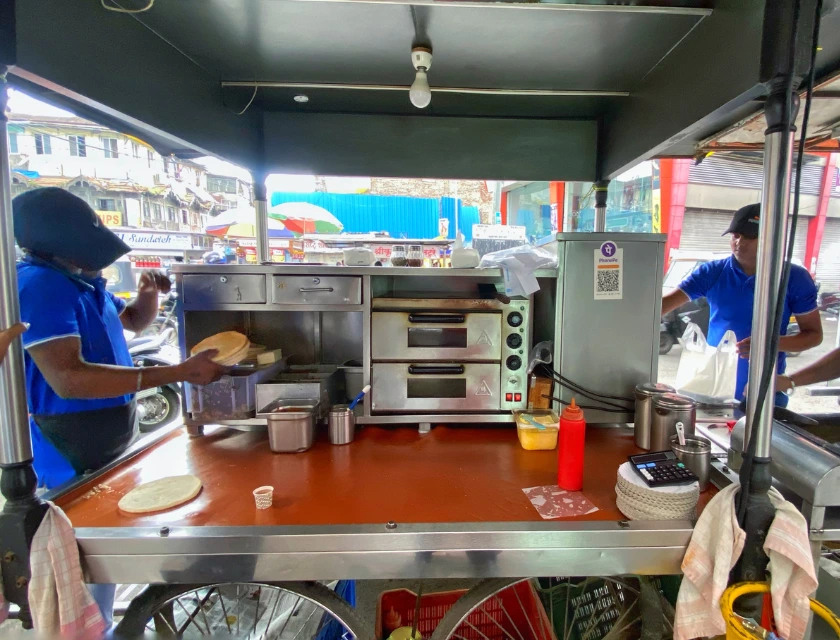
674 484 818 640
28 502 106 639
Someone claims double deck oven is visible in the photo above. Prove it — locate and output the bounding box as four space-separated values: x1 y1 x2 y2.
370 297 531 413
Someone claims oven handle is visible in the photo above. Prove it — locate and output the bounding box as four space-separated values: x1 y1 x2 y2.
407 364 466 375
299 287 335 293
407 313 466 324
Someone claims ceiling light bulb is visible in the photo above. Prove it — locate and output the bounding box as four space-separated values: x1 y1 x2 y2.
410 70 431 109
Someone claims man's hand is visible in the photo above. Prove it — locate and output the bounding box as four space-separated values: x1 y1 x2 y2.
0 323 28 363
137 271 172 295
776 375 794 394
737 336 751 359
176 350 227 385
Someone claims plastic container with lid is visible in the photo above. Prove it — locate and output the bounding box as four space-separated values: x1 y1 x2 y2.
391 245 407 267
407 245 424 267
514 411 559 450
558 399 586 490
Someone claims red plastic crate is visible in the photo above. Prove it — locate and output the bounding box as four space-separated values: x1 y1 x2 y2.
376 582 555 640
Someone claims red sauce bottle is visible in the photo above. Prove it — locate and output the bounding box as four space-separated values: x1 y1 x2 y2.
558 398 586 491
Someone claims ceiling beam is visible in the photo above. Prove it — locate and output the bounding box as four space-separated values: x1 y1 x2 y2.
10 0 261 170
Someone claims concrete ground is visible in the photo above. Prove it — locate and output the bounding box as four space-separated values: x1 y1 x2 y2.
658 312 840 414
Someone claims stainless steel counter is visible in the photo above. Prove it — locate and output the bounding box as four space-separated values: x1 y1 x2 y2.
171 264 559 278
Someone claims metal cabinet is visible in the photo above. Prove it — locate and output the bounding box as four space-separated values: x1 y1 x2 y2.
182 274 267 308
271 276 362 305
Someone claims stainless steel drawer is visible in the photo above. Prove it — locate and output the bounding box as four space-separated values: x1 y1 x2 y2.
371 363 501 412
182 274 266 306
372 311 501 361
271 276 361 305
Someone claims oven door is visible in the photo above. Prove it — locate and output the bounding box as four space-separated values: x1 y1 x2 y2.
371 311 502 361
371 363 501 412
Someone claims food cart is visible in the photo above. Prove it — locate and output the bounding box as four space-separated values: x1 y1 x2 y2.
2 0 839 637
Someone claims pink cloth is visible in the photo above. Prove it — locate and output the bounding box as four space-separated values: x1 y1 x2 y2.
28 502 105 639
674 484 818 640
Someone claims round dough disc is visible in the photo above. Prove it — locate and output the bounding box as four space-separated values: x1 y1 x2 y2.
190 331 249 364
118 475 202 514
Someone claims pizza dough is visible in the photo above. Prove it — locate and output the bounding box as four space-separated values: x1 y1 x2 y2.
190 331 249 365
118 475 202 514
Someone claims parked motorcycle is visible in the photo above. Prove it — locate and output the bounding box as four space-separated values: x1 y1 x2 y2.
819 289 840 317
128 329 182 432
660 306 710 355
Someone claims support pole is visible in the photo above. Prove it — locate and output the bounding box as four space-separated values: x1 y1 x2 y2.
593 180 609 232
0 68 47 630
253 175 270 264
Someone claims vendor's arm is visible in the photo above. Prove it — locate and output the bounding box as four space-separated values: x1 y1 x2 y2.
119 271 171 333
661 260 721 316
0 323 27 363
27 337 224 399
778 348 840 392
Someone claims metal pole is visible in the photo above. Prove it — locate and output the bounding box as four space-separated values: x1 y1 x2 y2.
744 129 795 456
593 180 608 232
253 176 270 264
0 71 34 466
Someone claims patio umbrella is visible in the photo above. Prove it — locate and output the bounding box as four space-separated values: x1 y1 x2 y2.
268 202 343 235
206 206 295 238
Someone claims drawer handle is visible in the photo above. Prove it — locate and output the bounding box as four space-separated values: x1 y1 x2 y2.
408 364 466 375
408 313 465 324
299 287 335 293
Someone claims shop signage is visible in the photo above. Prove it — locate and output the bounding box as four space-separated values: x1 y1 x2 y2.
472 224 527 240
96 211 122 228
116 231 193 251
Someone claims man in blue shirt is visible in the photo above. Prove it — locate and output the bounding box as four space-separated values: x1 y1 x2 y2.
661 203 822 404
13 188 226 490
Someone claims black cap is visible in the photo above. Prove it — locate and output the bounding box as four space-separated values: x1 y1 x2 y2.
723 203 761 239
13 188 130 271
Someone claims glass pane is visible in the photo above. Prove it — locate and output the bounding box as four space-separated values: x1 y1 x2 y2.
407 378 467 399
407 328 468 348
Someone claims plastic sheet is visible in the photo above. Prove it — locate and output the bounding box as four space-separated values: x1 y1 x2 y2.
522 485 599 519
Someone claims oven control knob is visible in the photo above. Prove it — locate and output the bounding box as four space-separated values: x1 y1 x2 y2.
506 355 522 371
506 334 523 349
507 312 523 328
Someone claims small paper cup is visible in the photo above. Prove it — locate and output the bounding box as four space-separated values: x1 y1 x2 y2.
253 486 274 510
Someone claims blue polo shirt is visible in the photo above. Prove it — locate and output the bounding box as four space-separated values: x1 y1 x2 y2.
17 261 133 489
679 255 818 401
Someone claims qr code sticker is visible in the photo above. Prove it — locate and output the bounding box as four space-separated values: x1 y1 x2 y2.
597 269 620 293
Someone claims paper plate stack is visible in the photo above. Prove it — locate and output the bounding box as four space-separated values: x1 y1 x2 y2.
190 331 250 367
615 461 699 521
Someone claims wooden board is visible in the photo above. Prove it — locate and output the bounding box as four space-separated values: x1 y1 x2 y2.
56 425 716 528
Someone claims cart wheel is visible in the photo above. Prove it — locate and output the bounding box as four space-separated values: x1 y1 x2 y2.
429 577 674 640
115 580 370 639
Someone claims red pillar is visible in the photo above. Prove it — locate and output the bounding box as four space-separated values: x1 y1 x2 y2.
500 189 508 225
659 158 691 271
549 181 565 232
804 152 837 278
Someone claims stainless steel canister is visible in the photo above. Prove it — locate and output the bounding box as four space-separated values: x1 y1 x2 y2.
329 404 356 445
650 393 696 452
670 434 712 491
634 382 676 450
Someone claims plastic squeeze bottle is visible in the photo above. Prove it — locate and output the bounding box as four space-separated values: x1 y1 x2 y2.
558 398 586 491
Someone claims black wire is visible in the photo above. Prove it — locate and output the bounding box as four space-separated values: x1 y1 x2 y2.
539 364 634 404
538 364 633 412
543 395 631 414
737 0 821 526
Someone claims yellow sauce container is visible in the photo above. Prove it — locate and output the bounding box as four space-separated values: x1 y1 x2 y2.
514 411 560 450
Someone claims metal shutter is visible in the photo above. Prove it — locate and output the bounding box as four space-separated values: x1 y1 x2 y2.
679 208 809 263
816 218 840 289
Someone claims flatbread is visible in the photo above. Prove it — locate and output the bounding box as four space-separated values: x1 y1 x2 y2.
190 331 249 364
118 475 202 514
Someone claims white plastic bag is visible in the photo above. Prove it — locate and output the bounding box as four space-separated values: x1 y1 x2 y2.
674 323 738 403
479 245 558 296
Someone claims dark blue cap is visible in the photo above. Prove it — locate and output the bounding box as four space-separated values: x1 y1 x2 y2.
722 203 760 239
13 188 130 271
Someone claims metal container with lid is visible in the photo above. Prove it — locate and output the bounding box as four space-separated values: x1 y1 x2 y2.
650 392 696 452
634 382 675 450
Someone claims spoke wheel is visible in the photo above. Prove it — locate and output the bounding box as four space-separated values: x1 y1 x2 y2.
116 581 368 639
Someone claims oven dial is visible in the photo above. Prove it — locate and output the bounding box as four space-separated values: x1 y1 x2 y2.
507 312 523 328
506 333 523 349
506 355 522 371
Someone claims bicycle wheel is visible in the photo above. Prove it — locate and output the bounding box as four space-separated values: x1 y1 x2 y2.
429 577 674 640
115 580 369 639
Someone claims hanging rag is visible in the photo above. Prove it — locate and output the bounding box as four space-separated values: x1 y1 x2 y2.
28 502 105 639
674 484 818 640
